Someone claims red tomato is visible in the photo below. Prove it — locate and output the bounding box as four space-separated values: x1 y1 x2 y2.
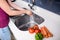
35 29 39 33
39 29 41 33
28 28 35 34
35 29 41 33
33 25 39 30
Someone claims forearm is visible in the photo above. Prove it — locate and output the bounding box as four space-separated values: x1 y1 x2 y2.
0 0 26 16
7 0 25 10
9 10 26 16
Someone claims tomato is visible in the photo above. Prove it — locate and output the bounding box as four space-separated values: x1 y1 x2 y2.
28 28 35 34
39 29 41 33
33 24 39 30
35 29 41 33
35 29 39 33
35 29 40 33
28 24 41 34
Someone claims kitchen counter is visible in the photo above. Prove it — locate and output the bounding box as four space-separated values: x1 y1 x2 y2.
9 0 60 40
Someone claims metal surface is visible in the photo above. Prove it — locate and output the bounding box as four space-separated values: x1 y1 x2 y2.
12 13 44 31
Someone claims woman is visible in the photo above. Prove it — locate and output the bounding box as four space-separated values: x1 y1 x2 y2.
0 0 32 40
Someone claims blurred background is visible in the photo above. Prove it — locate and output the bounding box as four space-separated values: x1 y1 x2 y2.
22 0 60 15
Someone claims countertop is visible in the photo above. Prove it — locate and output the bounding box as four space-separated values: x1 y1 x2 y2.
9 0 60 40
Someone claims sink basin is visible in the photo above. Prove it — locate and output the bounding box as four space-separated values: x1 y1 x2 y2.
10 13 44 31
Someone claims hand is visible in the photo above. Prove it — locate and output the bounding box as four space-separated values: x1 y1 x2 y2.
25 10 32 16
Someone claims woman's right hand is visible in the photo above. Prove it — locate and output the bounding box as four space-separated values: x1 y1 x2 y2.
25 10 32 16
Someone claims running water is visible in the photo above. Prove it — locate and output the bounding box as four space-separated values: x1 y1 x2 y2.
30 15 36 27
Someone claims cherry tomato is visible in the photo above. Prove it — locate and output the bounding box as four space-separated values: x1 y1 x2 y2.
35 29 39 33
39 29 41 33
28 28 35 34
33 25 39 30
35 29 41 33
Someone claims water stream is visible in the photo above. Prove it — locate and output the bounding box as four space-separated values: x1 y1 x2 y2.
30 15 36 27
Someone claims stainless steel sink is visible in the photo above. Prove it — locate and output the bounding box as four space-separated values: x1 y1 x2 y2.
10 13 44 31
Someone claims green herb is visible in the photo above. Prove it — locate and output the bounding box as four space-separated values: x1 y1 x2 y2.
35 33 44 40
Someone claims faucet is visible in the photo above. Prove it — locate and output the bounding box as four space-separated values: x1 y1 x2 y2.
28 0 35 10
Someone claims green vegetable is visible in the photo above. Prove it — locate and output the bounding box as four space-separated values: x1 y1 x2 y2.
35 33 43 40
